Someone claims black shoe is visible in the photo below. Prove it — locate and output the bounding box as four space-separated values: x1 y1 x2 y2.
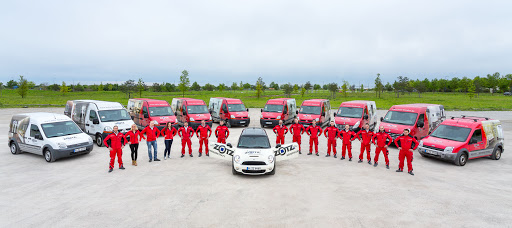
396 169 403 172
108 168 113 173
154 158 160 161
181 154 184 158
315 153 319 156
149 159 152 162
368 160 372 165
299 151 302 154
325 154 330 157
190 154 193 157
374 162 378 167
358 159 363 163
341 157 345 160
408 171 414 176
334 154 337 158
119 166 125 170
307 152 312 155
386 164 390 169
199 153 202 157
349 157 352 161
206 153 209 157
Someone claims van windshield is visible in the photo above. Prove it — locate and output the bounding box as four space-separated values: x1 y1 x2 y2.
41 121 83 138
430 125 471 142
337 107 363 118
228 104 246 112
300 106 321 115
238 136 271 149
382 111 418 126
263 104 283 113
98 109 131 122
188 105 209 114
149 107 173 117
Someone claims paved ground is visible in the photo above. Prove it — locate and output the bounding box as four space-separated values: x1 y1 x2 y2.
0 108 510 228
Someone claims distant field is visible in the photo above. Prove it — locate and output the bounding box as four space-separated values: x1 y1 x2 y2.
0 89 510 110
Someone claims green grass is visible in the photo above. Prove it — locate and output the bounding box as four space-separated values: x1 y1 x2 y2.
0 89 510 111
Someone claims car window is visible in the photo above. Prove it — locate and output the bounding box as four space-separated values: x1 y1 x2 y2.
471 129 482 142
89 110 98 121
30 124 41 137
143 106 148 116
418 114 425 125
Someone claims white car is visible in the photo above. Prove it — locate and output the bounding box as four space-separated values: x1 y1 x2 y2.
209 128 299 175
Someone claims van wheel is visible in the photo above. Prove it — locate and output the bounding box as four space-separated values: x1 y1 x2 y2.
454 152 467 166
491 147 502 160
10 141 20 154
96 134 104 147
44 148 55 162
232 162 238 175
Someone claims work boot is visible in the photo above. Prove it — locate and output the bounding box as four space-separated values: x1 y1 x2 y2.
307 152 312 155
358 159 363 163
408 171 414 176
132 160 135 166
190 154 193 157
134 161 137 166
341 157 345 160
119 166 125 170
386 164 389 169
299 151 302 154
199 153 202 157
206 153 209 157
334 154 337 158
149 159 152 162
374 162 378 167
368 160 372 165
349 157 352 161
396 169 403 172
108 168 113 173
154 158 160 161
181 154 185 158
325 154 330 157
315 153 319 156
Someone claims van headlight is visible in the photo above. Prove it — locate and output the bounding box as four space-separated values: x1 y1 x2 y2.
209 116 212 121
297 117 300 121
418 140 423 148
190 118 195 122
88 137 93 144
234 155 241 164
57 142 67 149
230 115 235 119
353 121 360 129
315 118 319 121
277 116 281 119
174 119 178 123
103 126 112 133
268 155 274 164
444 147 454 153
260 114 263 119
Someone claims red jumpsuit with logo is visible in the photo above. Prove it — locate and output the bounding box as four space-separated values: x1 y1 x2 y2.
215 125 230 144
306 125 323 153
372 131 393 165
289 123 305 151
324 126 339 156
196 124 212 154
394 135 419 172
338 130 356 158
273 124 289 144
178 126 195 155
103 132 127 169
356 130 374 161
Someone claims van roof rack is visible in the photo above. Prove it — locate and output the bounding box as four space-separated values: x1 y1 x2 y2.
460 115 489 121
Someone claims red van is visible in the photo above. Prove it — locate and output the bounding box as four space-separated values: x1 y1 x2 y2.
297 99 331 127
171 98 212 129
334 100 377 131
380 103 445 140
260 98 297 127
208 97 250 127
127 98 177 130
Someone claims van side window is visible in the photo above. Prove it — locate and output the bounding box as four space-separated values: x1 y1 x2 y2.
284 105 288 114
143 106 148 116
89 111 98 121
30 124 40 137
222 104 227 112
417 114 425 126
471 129 482 142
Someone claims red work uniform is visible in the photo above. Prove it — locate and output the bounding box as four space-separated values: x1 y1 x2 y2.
215 125 229 144
338 130 356 159
324 126 339 156
161 127 178 140
394 135 419 172
306 125 323 154
178 126 195 155
372 131 393 165
356 130 374 161
103 132 127 169
273 124 289 144
125 130 142 144
196 124 212 154
289 123 305 152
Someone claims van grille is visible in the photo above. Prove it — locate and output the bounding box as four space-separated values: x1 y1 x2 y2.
422 145 444 152
68 142 90 148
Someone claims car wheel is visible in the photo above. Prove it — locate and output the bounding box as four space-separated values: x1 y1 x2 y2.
491 147 502 160
10 141 20 154
44 148 55 162
268 163 276 175
232 162 238 175
454 152 467 166
96 134 103 147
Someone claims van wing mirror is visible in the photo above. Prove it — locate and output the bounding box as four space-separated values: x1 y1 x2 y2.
227 143 232 148
261 108 263 112
363 115 369 120
246 108 249 112
275 144 281 148
296 110 298 114
144 113 149 118
93 119 100 124
380 117 384 122
35 134 43 140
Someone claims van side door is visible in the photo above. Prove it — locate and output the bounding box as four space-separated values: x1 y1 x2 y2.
416 113 427 138
467 129 488 157
27 124 44 154
142 105 149 127
86 109 99 134
283 103 289 122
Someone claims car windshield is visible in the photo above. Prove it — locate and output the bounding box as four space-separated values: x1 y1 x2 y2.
228 104 246 112
263 104 283 113
430 125 472 142
300 106 321 115
41 121 83 138
98 109 131 122
238 135 271 148
149 106 173 117
187 105 209 114
337 107 363 118
382 111 418 126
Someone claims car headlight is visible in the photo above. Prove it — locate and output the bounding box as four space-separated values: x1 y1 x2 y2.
234 155 241 164
88 137 93 144
444 147 454 153
209 116 212 121
418 140 423 148
174 119 178 123
277 116 281 119
230 115 235 119
190 118 195 121
260 114 263 119
353 121 360 129
315 118 319 121
57 142 67 149
103 126 112 133
268 155 274 163
297 116 300 121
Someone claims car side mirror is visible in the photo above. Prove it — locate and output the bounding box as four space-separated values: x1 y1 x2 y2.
227 143 232 148
209 110 212 114
469 138 477 144
275 144 281 148
380 117 384 122
35 134 43 140
296 110 299 114
246 108 249 112
144 114 149 118
93 119 100 124
417 122 424 128
174 111 178 116
363 115 369 120
261 108 263 112
131 116 134 120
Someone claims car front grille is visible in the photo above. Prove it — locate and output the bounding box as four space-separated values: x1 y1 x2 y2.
242 161 266 165
421 145 444 152
242 170 266 174
67 142 90 148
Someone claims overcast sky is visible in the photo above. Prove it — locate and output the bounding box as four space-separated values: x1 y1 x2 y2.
1 0 511 86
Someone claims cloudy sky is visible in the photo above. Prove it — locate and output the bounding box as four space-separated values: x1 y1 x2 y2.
1 0 511 86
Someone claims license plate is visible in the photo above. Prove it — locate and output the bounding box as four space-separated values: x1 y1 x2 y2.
247 167 261 170
240 121 246 124
266 122 272 124
74 147 86 152
425 149 437 155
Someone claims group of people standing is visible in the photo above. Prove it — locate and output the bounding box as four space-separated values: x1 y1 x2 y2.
103 120 230 173
274 118 419 175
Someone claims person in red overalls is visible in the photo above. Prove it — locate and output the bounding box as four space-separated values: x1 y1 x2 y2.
196 120 212 157
289 118 305 154
356 123 374 165
338 124 356 161
178 122 195 158
273 120 288 145
372 126 393 169
215 120 230 144
103 125 127 173
306 120 322 156
161 122 178 159
324 121 339 158
394 128 419 175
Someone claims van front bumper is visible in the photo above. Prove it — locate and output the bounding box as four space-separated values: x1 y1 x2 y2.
228 118 250 126
233 162 274 175
417 146 457 161
260 119 279 127
52 143 94 160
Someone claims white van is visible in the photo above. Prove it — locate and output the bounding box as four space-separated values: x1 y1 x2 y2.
69 100 135 146
8 113 94 162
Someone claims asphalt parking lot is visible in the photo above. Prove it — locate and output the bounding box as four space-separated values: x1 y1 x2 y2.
0 108 511 228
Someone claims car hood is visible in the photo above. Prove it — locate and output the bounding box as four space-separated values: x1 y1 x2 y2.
379 122 411 134
189 113 211 120
298 113 320 121
150 116 177 125
262 112 281 119
103 120 135 132
421 136 465 150
50 133 92 146
234 148 274 161
334 117 360 126
231 112 249 118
